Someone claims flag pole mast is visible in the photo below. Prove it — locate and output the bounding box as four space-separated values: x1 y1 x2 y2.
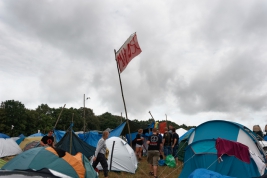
166 114 168 129
114 49 132 147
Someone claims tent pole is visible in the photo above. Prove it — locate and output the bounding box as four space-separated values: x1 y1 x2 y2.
166 114 168 129
54 104 66 129
114 49 132 147
70 113 74 154
109 141 116 171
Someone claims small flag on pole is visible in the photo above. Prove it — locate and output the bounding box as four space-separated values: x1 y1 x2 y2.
116 32 142 73
159 122 167 134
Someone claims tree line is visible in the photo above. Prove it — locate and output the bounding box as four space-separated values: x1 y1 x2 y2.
0 100 195 137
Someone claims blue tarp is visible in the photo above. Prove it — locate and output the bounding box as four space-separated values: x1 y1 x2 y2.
188 168 235 178
54 130 66 143
83 122 126 147
0 133 10 138
125 122 154 145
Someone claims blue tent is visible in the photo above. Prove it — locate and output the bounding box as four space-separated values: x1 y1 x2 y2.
82 122 126 147
179 120 266 178
0 133 10 139
179 139 261 178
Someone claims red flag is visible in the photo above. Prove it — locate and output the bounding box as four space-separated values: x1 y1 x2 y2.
159 122 167 134
116 32 142 73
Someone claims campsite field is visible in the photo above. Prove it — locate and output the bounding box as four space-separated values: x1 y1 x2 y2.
3 156 183 178
100 157 183 178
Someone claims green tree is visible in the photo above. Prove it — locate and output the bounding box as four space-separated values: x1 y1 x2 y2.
0 100 27 136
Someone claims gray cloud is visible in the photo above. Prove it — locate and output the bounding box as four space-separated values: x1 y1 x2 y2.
1 0 267 128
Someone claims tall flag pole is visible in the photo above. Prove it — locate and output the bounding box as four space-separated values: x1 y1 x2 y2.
166 114 168 129
114 32 142 147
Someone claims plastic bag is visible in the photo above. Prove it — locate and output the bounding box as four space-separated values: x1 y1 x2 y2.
165 155 176 168
158 159 165 166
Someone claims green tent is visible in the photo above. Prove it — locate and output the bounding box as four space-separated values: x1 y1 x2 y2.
178 128 194 162
2 147 97 178
55 130 96 158
0 159 6 168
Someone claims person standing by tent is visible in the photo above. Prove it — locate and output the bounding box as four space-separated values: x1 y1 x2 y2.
171 128 179 166
135 129 144 161
162 127 172 159
147 128 163 178
40 130 55 147
92 131 109 178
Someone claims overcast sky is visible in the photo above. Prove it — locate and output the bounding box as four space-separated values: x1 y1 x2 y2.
1 0 267 130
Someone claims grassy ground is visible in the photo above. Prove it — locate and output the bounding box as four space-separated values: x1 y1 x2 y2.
1 156 15 162
2 155 183 178
100 157 183 178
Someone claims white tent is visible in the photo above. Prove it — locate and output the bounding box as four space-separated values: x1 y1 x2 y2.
96 136 137 173
0 138 22 158
176 128 187 137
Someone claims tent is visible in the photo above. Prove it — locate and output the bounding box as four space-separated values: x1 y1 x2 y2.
95 137 137 173
56 130 96 158
176 128 187 137
179 139 263 178
19 137 42 150
82 122 126 147
177 128 194 162
23 140 42 151
0 133 10 139
179 120 267 178
28 132 44 137
0 138 22 158
0 159 6 168
2 147 98 178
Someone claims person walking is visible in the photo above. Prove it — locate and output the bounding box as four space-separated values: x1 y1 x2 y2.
147 128 163 178
92 131 109 178
135 129 144 160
